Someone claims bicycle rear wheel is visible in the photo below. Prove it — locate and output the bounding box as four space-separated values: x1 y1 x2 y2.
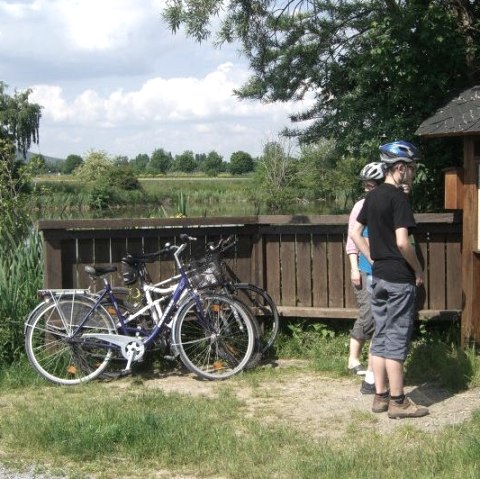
25 296 116 385
231 283 279 354
173 294 255 380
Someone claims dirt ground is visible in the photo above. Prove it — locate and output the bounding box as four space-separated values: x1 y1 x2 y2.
113 359 480 437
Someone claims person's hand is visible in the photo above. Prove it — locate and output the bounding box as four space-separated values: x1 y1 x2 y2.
415 270 424 287
351 269 362 289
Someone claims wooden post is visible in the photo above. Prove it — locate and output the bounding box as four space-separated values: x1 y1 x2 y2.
461 138 480 346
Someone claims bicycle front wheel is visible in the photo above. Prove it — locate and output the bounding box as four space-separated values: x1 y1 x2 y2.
232 283 279 354
173 294 255 380
25 296 116 385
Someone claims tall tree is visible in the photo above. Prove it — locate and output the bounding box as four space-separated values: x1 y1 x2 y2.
0 82 42 244
229 151 255 175
133 153 150 173
63 154 84 174
0 81 42 158
203 150 225 176
173 150 197 173
163 0 480 209
149 148 173 174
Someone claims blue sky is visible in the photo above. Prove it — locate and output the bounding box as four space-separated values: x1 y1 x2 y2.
0 0 312 161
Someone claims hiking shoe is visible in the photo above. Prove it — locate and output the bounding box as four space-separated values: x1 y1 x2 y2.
360 381 375 395
348 364 367 376
372 393 389 413
388 397 429 419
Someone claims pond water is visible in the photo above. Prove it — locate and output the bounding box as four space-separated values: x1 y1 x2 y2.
33 199 339 220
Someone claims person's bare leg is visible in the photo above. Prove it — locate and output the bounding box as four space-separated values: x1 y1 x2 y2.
385 358 404 396
348 337 364 368
371 355 387 393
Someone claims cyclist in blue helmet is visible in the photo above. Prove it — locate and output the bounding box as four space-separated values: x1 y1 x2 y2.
351 140 428 419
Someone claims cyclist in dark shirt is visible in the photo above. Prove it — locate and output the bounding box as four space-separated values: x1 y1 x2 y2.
351 140 429 419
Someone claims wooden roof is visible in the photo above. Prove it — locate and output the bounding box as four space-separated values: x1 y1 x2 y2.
416 85 480 137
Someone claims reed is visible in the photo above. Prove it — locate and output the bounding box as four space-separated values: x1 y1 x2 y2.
0 225 43 365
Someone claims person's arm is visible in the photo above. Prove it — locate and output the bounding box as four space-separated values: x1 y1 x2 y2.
351 221 372 264
395 227 424 286
348 253 362 288
346 201 363 255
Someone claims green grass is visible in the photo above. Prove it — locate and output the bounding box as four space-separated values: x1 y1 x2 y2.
0 365 479 479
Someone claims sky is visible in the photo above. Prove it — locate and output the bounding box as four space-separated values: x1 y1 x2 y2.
0 0 313 161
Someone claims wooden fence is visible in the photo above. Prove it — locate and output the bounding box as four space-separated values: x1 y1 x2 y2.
38 213 462 321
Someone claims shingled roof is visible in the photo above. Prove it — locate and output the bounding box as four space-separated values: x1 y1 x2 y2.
416 85 480 137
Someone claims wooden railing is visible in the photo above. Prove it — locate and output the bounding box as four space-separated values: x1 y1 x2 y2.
38 213 462 320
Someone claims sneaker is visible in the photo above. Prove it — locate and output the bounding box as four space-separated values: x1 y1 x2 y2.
348 364 367 376
360 381 375 395
372 393 389 413
388 397 429 419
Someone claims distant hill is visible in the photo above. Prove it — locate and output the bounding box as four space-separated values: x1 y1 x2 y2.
16 151 65 165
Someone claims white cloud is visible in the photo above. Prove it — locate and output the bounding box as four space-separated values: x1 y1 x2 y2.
57 0 147 51
2 1 314 160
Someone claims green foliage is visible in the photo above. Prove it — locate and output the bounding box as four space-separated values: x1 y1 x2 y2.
132 153 149 173
253 140 300 211
173 150 197 173
148 148 173 174
28 153 46 174
0 81 41 157
0 85 42 241
73 150 141 209
202 150 225 176
108 164 141 190
177 191 188 216
0 226 43 367
62 154 83 174
74 150 113 182
162 0 480 211
229 150 254 175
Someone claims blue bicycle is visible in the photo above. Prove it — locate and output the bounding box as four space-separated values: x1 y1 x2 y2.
24 235 257 384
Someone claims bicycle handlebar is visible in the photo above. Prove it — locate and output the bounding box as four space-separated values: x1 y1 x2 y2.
123 235 198 264
207 235 236 253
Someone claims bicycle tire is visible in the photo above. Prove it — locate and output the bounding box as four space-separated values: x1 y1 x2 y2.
172 293 256 380
25 296 116 385
230 283 279 354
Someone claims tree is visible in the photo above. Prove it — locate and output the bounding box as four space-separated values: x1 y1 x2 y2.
75 150 113 182
254 140 299 211
63 154 83 174
132 153 150 173
173 150 197 173
163 0 480 210
149 148 173 174
0 81 42 158
229 151 254 175
108 164 141 190
0 82 42 245
28 153 46 175
113 155 129 166
202 151 225 176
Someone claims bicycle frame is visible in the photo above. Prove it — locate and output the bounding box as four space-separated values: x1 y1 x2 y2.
74 242 214 370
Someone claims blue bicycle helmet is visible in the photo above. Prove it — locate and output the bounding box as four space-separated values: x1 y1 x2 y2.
359 162 385 181
379 140 421 164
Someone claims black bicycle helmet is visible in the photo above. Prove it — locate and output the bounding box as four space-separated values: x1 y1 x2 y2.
379 140 420 164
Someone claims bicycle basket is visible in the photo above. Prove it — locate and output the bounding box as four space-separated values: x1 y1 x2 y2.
121 258 138 285
188 255 224 289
